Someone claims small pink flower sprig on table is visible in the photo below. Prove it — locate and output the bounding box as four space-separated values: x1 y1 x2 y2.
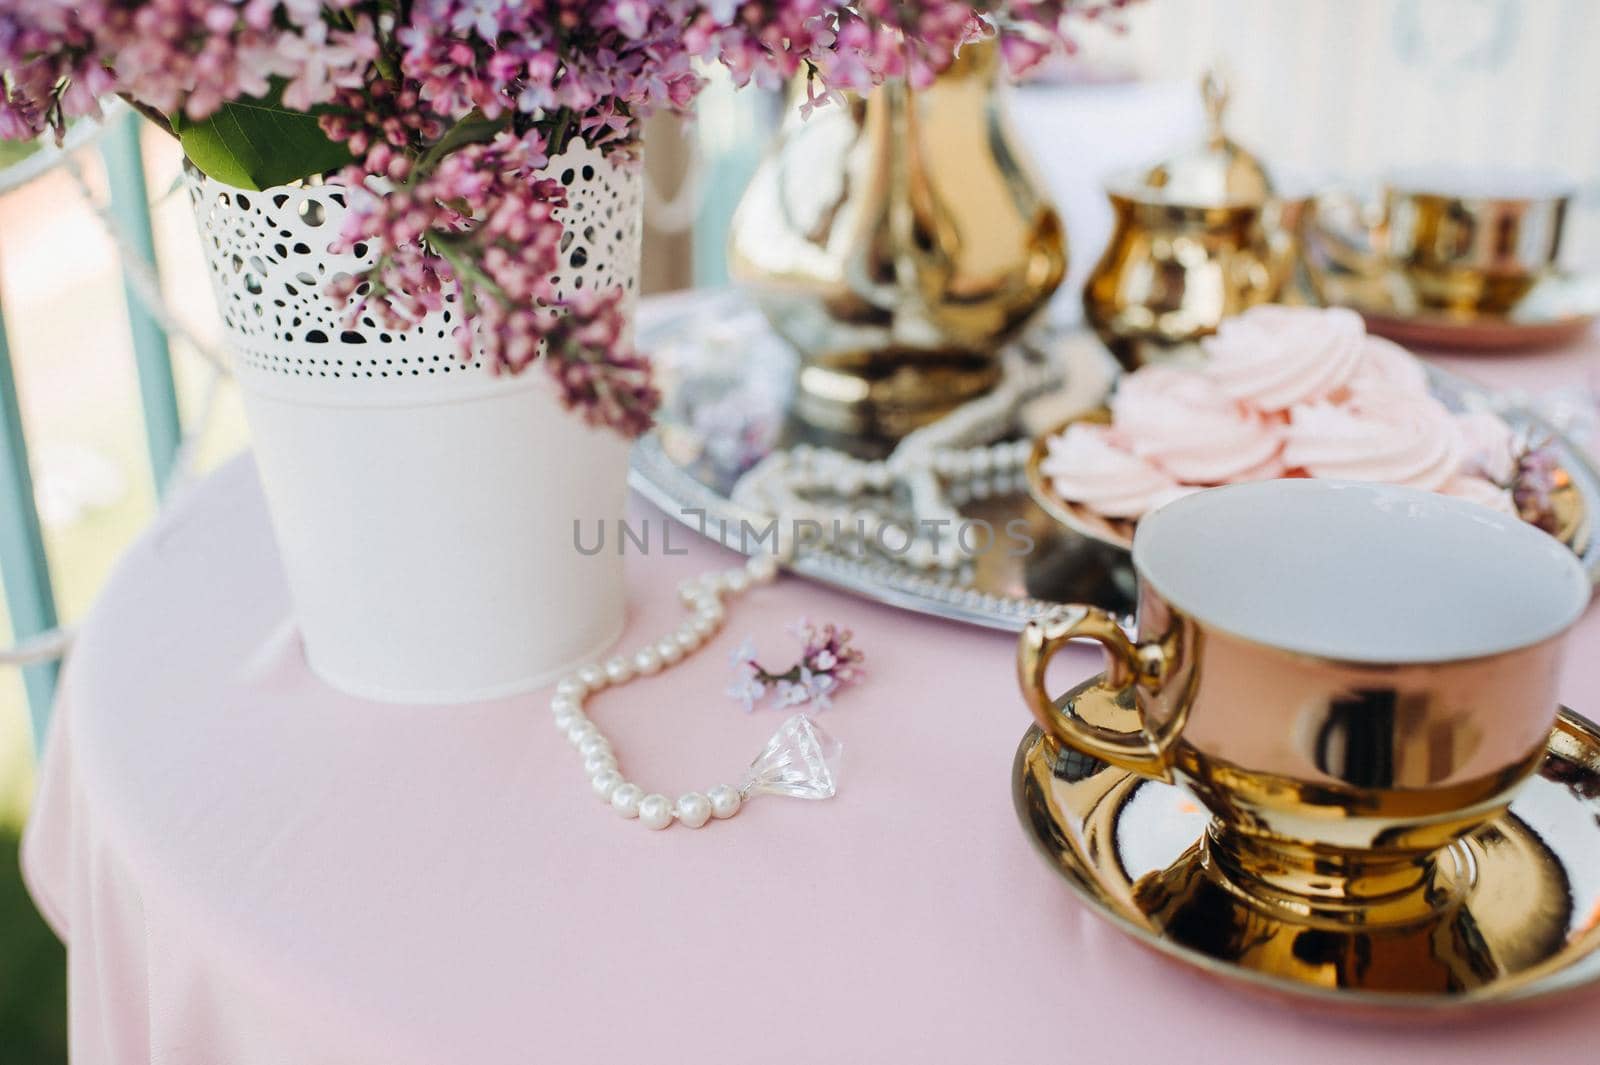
728 619 865 712
1 0 1136 436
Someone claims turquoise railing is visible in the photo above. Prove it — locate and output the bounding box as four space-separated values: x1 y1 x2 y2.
0 108 179 749
102 116 182 499
0 293 60 743
690 83 776 286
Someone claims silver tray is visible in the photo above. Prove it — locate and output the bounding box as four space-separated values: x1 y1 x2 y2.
631 292 1600 631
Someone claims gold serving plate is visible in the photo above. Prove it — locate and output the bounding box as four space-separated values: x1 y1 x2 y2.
1014 683 1600 1011
1024 412 1592 556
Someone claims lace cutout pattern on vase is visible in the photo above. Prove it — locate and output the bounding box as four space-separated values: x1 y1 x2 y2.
185 140 642 403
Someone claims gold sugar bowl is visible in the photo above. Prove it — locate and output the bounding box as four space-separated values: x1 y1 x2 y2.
1083 73 1311 370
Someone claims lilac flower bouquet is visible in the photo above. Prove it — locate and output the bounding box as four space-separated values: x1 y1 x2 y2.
1 0 1128 434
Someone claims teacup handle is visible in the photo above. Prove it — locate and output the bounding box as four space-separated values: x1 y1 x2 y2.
1310 187 1388 277
1017 605 1185 782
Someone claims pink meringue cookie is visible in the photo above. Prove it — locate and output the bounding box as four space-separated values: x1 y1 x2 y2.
1455 410 1520 484
1202 305 1367 412
1110 365 1286 484
1441 474 1518 516
1042 424 1194 519
1283 391 1463 491
1347 336 1430 397
1228 452 1296 483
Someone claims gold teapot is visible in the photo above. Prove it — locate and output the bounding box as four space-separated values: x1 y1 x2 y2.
729 40 1066 440
1083 74 1310 370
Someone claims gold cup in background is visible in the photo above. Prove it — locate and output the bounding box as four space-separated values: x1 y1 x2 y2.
1313 168 1572 316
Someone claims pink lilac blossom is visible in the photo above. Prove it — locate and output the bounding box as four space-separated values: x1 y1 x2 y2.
727 620 865 712
0 0 371 134
3 1 1133 433
1513 440 1565 534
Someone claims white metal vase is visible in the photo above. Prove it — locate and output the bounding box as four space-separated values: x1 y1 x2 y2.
187 144 642 703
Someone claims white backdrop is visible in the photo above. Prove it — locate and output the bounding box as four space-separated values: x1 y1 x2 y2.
1118 0 1600 265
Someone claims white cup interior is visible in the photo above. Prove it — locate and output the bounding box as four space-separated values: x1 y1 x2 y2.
1132 480 1590 663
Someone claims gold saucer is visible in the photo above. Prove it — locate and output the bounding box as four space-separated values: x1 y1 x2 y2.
1318 270 1600 353
1022 410 1136 553
1024 414 1591 557
1014 680 1600 1011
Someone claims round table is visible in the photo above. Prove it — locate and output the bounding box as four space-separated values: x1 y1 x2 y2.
23 318 1600 1064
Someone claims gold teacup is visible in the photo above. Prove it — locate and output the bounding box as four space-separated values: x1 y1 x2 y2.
1019 479 1589 924
1316 169 1571 315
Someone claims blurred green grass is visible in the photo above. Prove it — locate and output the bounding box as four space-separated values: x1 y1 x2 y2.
2 669 64 1065
0 822 67 1065
0 141 40 168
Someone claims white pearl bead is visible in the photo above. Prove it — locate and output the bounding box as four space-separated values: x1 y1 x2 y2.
555 677 586 700
708 784 742 819
549 695 578 715
675 792 712 828
591 770 623 801
584 750 618 776
700 574 724 596
633 647 662 675
611 783 643 818
565 719 597 746
691 615 717 638
698 603 724 625
577 733 611 758
675 628 701 653
746 554 778 584
678 578 702 604
604 656 633 684
552 705 581 731
638 793 674 830
655 637 683 665
577 664 606 691
724 571 749 595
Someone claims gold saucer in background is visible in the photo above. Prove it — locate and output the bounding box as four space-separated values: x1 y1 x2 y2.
1317 269 1600 353
1014 681 1600 1012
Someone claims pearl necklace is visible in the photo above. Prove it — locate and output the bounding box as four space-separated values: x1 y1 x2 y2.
732 346 1060 572
551 550 842 830
554 339 1068 831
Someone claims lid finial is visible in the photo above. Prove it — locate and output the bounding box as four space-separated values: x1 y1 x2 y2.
1130 65 1271 207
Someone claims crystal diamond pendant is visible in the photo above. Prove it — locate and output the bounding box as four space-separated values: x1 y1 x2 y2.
742 714 843 800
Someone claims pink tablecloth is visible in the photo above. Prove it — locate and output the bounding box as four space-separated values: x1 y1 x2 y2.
22 329 1600 1065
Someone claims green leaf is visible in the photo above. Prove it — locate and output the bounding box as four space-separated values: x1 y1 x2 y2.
176 88 353 191
417 110 507 173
